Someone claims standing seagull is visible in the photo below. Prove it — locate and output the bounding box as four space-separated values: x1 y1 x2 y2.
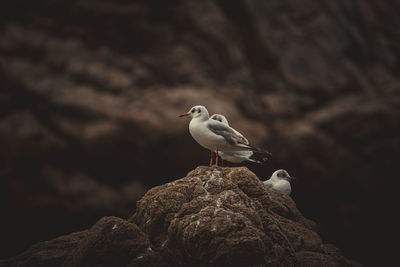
210 114 269 164
263 169 294 195
179 105 262 166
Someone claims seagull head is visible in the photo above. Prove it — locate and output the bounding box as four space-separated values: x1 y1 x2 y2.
210 114 229 126
179 105 209 119
271 169 294 181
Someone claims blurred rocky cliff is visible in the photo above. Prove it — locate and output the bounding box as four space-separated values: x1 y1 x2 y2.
0 167 361 267
0 0 399 266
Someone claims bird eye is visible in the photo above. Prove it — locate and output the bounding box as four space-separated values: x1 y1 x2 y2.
191 109 195 113
197 109 201 113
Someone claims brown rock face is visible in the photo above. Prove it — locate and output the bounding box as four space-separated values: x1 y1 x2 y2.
1 167 360 266
130 166 360 266
0 216 163 267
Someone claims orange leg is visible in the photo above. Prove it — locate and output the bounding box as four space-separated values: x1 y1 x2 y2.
216 150 219 166
209 151 214 167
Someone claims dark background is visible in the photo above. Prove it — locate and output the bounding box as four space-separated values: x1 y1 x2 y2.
1 1 399 266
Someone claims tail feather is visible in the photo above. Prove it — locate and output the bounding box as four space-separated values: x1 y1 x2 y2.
235 144 272 158
235 143 259 151
248 151 269 164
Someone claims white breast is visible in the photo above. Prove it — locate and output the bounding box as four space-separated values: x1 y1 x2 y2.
189 119 224 151
272 180 291 195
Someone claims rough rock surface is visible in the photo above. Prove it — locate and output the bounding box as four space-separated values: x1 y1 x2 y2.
1 167 361 267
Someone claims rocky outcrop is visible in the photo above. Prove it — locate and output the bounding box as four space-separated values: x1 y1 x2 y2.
1 167 361 267
0 217 161 267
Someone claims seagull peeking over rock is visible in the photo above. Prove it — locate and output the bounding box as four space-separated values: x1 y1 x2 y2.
179 105 268 166
263 169 294 195
210 114 268 165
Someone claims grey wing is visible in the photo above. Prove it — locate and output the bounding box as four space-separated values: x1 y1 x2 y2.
231 128 249 145
207 121 250 147
263 180 273 187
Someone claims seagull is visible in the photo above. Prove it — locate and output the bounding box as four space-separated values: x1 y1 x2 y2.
179 105 264 166
210 114 268 164
263 169 294 195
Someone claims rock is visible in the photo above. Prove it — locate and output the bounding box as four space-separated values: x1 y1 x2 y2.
131 166 361 266
0 167 360 267
0 231 88 267
0 217 165 267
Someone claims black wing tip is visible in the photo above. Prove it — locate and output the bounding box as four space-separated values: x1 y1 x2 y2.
249 152 269 164
252 147 272 156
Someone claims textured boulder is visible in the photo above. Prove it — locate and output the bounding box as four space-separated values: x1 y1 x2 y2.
0 216 164 267
1 167 361 266
130 166 360 266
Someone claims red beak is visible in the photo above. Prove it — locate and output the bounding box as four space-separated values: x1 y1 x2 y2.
179 113 189 117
